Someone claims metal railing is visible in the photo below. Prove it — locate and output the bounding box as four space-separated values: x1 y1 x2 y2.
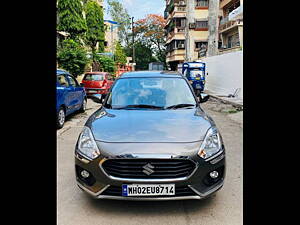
219 20 237 32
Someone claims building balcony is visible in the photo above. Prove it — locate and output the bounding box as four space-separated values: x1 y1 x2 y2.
166 5 186 22
219 19 242 33
166 27 185 42
166 49 185 62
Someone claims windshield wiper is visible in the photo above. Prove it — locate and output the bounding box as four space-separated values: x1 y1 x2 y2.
165 104 196 110
113 104 165 110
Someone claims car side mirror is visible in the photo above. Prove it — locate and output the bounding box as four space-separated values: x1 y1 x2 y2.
90 94 102 104
199 93 209 103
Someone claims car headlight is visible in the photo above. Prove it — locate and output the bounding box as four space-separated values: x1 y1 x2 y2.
77 126 100 160
198 127 222 159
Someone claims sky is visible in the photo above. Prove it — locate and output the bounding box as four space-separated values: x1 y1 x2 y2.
104 0 165 20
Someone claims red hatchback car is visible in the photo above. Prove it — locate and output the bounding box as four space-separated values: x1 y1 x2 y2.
81 72 114 100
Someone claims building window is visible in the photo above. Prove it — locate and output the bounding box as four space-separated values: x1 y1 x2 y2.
195 20 208 29
166 40 185 52
175 18 186 28
177 40 185 49
195 41 207 50
195 0 208 7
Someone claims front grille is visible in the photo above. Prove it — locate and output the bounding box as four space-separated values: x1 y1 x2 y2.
101 185 196 197
101 159 196 179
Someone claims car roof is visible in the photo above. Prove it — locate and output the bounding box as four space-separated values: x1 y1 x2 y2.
120 71 182 78
56 69 69 75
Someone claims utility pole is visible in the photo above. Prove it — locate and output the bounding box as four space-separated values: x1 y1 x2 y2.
207 0 220 57
185 0 195 62
131 17 135 65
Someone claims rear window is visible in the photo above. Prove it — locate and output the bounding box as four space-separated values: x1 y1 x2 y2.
84 74 104 81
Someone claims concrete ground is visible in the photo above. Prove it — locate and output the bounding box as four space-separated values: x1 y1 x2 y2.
57 99 243 225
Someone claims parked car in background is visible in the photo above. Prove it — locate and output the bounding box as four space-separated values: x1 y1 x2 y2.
81 72 114 102
56 69 87 129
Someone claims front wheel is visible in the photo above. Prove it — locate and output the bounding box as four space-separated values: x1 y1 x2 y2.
57 107 65 129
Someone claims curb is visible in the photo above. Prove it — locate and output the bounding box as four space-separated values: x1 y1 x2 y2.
205 92 243 109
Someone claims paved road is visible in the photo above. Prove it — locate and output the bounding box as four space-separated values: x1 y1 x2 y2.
57 99 243 225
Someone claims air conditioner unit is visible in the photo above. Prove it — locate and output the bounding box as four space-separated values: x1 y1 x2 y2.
179 1 185 6
189 22 196 29
178 44 185 49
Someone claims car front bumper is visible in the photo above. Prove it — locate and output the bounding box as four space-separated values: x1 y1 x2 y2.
74 146 226 201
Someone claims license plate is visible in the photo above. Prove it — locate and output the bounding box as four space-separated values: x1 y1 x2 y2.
195 77 200 80
87 90 97 93
122 184 175 196
196 84 201 88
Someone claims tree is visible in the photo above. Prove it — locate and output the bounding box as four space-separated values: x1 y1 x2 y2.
125 42 157 71
94 55 116 73
57 39 89 77
85 0 105 68
57 0 87 40
134 14 167 64
107 0 131 46
114 42 127 66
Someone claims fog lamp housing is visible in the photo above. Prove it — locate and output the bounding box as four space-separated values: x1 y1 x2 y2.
81 170 90 178
210 171 219 179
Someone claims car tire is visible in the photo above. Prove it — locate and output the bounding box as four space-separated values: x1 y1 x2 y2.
57 107 65 129
80 98 87 112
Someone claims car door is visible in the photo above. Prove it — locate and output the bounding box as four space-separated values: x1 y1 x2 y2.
66 74 84 111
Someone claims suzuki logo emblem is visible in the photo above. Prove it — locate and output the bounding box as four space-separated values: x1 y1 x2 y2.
142 163 155 175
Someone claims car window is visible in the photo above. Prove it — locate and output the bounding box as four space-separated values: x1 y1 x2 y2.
67 75 79 87
84 74 104 81
107 77 196 108
57 74 69 87
190 70 204 78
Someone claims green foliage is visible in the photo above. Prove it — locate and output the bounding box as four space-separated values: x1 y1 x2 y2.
57 39 89 77
94 54 116 73
57 0 87 40
125 42 158 71
85 0 105 52
114 42 127 66
107 0 131 46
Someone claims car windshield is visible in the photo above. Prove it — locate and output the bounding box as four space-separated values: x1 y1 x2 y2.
189 70 204 78
84 74 104 81
106 77 196 109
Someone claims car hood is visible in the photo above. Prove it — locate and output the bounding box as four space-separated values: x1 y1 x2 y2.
87 107 213 143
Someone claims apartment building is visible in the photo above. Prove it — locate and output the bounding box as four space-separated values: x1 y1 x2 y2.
218 0 243 54
104 20 119 54
164 0 210 70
